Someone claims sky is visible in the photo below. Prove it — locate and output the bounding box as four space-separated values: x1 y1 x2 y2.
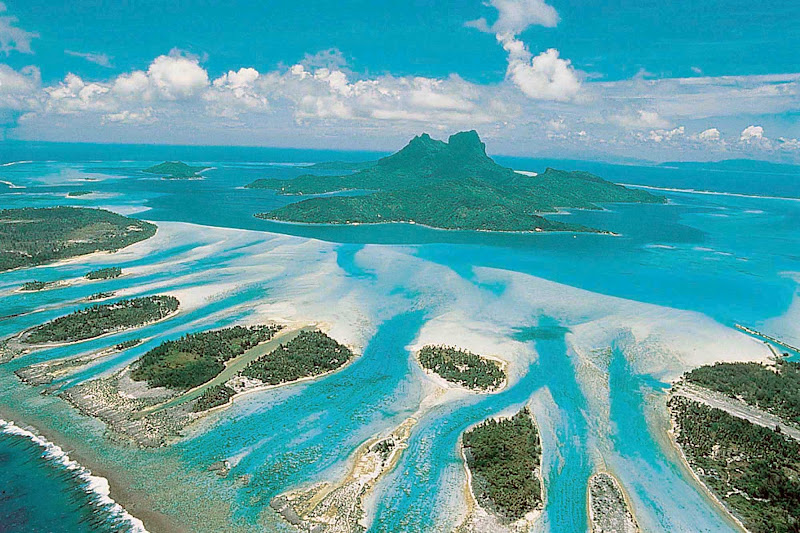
0 0 799 162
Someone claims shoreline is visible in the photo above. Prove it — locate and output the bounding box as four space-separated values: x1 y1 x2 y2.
0 403 187 533
661 391 748 533
0 417 148 533
586 471 639 533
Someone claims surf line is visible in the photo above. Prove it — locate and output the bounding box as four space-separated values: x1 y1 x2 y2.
0 418 148 533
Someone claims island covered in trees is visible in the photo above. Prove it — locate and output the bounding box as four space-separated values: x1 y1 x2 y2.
418 345 505 391
684 360 800 424
240 329 353 385
131 324 281 390
0 207 156 272
669 395 800 532
143 161 209 179
462 407 543 522
23 295 179 344
670 360 800 532
247 130 664 233
86 266 123 280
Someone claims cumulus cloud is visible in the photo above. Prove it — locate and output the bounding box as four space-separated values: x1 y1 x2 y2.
300 48 347 70
467 1 579 101
739 125 764 143
693 127 721 142
612 109 670 130
647 126 684 143
65 50 113 68
0 63 39 108
499 35 580 101
146 51 209 99
0 2 38 55
466 0 559 33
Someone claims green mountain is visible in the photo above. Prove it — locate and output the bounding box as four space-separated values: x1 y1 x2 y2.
248 131 665 233
143 161 210 179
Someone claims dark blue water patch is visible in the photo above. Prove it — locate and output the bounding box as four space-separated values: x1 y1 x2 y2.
0 431 118 533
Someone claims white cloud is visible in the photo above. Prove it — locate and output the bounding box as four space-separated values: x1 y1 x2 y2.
0 2 38 55
612 110 670 130
102 107 154 124
65 50 113 68
740 125 764 143
0 64 39 109
693 127 721 142
466 0 559 33
499 35 580 101
647 126 684 143
146 51 209 99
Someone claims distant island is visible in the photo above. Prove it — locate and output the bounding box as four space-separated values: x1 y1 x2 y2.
86 266 123 280
247 130 665 233
0 207 156 272
143 161 210 179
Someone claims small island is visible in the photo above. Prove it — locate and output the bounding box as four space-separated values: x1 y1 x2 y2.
22 295 179 345
238 329 353 386
20 280 52 291
67 190 93 197
460 408 543 527
86 266 122 280
0 206 156 272
588 472 639 533
272 418 415 532
669 360 800 532
418 345 506 391
60 326 353 446
143 161 209 179
247 130 664 233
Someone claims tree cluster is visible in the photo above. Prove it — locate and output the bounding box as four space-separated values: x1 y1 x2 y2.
241 330 352 385
25 295 178 344
685 361 800 425
418 345 505 390
0 207 156 272
462 408 542 521
670 396 800 533
131 324 280 390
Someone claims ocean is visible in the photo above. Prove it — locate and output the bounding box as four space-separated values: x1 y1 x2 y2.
1 142 798 532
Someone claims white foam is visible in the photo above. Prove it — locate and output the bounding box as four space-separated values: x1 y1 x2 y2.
0 160 33 167
0 179 25 189
0 418 148 532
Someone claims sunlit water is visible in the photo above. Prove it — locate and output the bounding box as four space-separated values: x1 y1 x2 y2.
1 148 799 532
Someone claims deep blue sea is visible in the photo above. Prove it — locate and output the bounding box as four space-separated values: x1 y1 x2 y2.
1 142 799 532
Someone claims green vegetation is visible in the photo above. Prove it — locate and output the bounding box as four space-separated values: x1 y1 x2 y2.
67 190 93 197
25 296 178 344
115 339 141 350
685 361 800 425
193 384 235 412
249 131 664 233
86 266 122 280
305 160 377 172
418 345 505 390
462 408 542 521
131 325 280 390
143 161 209 179
0 207 156 272
241 330 352 385
87 291 115 301
669 396 800 533
21 280 49 291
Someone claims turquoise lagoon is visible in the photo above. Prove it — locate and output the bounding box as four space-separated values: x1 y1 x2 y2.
1 147 799 532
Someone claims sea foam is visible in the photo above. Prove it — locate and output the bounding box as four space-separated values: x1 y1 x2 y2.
0 418 148 533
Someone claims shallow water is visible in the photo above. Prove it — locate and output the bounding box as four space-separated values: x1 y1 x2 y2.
1 148 799 532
